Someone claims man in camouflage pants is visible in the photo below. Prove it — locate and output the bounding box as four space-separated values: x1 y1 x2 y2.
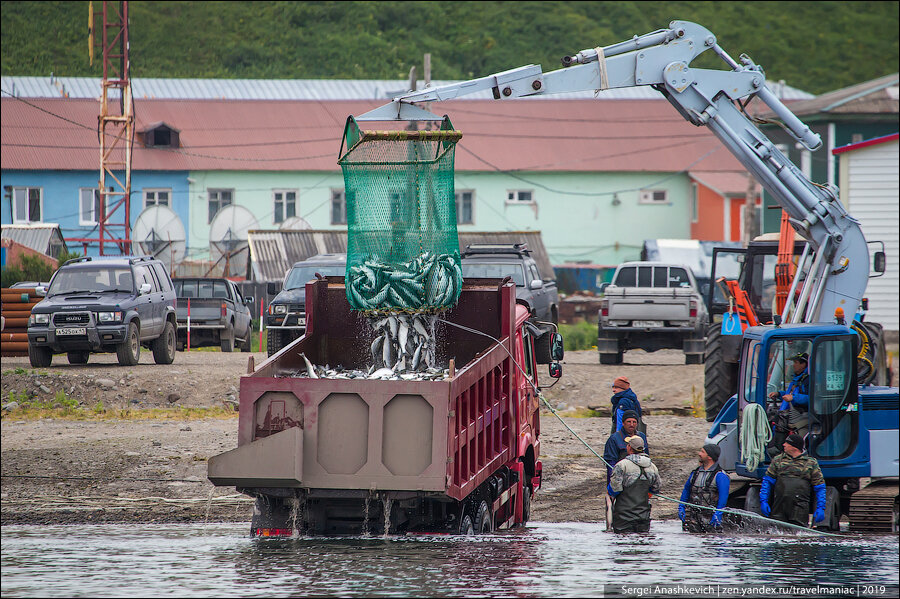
759 433 827 527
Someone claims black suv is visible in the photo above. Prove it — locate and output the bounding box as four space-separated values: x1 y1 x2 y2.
27 256 177 367
265 253 346 356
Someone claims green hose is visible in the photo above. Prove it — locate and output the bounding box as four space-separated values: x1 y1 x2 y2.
741 403 772 472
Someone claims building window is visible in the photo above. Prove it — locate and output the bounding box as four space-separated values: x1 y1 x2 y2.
455 190 474 225
144 188 171 209
208 189 233 224
273 189 297 224
79 188 101 225
13 187 42 223
690 183 699 223
639 189 669 205
331 189 347 225
507 190 534 204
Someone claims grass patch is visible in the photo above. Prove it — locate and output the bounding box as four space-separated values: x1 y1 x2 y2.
2 404 238 421
558 321 597 352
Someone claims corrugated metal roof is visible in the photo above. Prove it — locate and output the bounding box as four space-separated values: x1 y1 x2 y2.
757 73 898 118
689 170 752 196
1 97 751 174
1 224 67 255
247 229 553 282
0 76 815 102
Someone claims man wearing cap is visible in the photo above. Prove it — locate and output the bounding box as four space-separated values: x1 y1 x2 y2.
679 444 731 532
767 352 810 439
759 433 827 527
610 376 642 435
608 435 661 533
603 410 649 482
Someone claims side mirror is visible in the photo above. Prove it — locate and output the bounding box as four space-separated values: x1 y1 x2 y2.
599 282 610 294
244 296 254 305
529 280 542 290
549 362 562 379
873 251 886 274
550 332 564 361
35 285 47 296
139 283 152 295
267 282 278 296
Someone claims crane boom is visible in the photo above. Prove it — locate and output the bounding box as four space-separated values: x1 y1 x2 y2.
358 20 870 323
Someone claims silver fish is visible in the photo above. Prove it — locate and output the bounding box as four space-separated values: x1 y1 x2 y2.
299 353 318 379
369 367 394 379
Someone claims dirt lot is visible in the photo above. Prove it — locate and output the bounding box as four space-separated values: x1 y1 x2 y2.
0 346 829 526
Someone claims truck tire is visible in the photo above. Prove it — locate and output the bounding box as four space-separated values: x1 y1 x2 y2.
267 329 284 357
28 343 53 368
152 321 177 365
599 351 623 365
474 500 493 534
685 353 704 365
521 485 532 524
67 351 90 365
240 333 252 353
703 325 738 422
116 322 141 366
458 512 475 535
220 323 235 353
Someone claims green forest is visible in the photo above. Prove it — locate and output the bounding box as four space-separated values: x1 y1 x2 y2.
1 1 897 95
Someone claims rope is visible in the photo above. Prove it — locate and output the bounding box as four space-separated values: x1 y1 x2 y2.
741 402 772 471
437 317 841 536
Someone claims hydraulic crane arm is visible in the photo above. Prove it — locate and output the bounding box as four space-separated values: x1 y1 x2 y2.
358 21 870 323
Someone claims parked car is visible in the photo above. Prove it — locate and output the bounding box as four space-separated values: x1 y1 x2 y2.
597 261 707 365
265 253 347 356
461 244 559 324
26 256 177 366
172 278 253 352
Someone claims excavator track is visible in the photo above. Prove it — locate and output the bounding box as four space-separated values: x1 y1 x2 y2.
848 480 899 533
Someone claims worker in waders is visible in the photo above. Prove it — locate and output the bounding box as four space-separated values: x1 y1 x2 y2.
607 435 660 533
760 433 827 527
679 443 732 532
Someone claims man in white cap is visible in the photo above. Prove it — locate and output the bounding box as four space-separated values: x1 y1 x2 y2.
607 434 661 533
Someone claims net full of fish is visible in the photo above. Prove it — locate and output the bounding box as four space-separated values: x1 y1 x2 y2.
346 251 462 313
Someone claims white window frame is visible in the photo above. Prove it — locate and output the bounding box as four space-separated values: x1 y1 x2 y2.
79 187 101 226
690 183 699 223
273 189 298 224
331 188 347 225
506 189 534 205
208 188 234 224
455 189 475 225
638 189 669 205
144 188 172 209
12 187 43 223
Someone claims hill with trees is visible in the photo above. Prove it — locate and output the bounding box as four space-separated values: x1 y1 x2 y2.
1 1 897 95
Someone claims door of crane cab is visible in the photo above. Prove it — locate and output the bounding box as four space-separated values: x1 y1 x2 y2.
737 330 859 473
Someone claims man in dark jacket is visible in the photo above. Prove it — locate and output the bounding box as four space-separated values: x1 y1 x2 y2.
610 376 642 434
608 435 661 533
760 433 827 527
603 410 649 482
679 443 731 532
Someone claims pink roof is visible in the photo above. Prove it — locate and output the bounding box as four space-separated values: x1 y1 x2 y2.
2 97 746 173
689 170 752 196
832 132 899 155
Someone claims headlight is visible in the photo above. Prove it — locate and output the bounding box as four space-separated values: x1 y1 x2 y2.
97 311 123 323
270 304 287 315
30 313 50 326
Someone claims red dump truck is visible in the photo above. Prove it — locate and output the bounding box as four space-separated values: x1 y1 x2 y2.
208 276 563 535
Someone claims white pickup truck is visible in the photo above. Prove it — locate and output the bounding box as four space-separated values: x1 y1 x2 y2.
598 262 707 365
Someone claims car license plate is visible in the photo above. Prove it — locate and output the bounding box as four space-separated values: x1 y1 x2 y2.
633 320 663 328
297 318 306 326
57 327 86 336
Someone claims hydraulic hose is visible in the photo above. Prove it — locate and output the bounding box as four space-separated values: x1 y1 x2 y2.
740 402 772 472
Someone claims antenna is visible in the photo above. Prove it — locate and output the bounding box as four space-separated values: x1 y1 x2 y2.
132 205 186 273
208 205 259 278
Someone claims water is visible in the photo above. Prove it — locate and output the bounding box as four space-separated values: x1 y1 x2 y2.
2 521 898 597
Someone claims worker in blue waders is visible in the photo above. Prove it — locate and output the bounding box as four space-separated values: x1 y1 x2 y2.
760 433 827 528
679 443 732 532
607 435 660 533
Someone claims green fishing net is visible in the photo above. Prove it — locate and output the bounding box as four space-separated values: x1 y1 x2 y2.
338 116 464 313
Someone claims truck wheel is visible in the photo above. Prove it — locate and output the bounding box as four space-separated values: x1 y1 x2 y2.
152 321 176 364
521 485 532 524
266 329 283 357
599 352 622 365
240 333 252 353
220 324 235 353
685 353 704 365
703 325 738 422
458 513 475 535
474 500 493 534
116 322 141 366
67 351 90 365
28 343 53 367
